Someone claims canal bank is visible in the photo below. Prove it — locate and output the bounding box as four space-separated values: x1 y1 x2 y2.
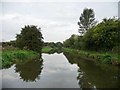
63 48 120 66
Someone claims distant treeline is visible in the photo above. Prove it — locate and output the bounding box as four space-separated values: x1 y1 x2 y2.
2 40 16 47
2 41 63 50
43 42 63 49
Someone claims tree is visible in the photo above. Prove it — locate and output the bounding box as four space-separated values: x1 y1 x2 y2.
78 8 97 35
16 25 43 53
83 18 120 51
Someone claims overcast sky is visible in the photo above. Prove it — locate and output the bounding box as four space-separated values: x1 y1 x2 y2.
0 0 119 42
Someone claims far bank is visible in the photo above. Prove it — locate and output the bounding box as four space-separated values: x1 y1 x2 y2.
63 48 120 66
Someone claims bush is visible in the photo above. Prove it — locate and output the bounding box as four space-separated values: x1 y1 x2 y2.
83 18 120 51
16 25 43 53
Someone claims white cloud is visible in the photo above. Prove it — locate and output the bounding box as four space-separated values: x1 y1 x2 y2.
1 2 118 42
2 13 77 42
0 13 21 20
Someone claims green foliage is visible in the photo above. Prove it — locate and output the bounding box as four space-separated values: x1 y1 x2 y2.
63 34 83 49
43 42 63 49
43 42 63 54
112 46 120 53
83 18 120 51
78 8 97 35
2 50 39 68
62 17 119 65
2 40 16 47
16 25 43 53
0 44 1 69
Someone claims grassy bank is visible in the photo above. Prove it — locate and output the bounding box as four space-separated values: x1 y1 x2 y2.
42 46 62 54
1 46 60 69
42 46 54 53
2 49 39 68
63 48 120 66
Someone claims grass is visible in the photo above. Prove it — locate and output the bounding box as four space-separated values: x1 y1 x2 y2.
1 46 57 69
2 49 39 68
0 51 2 69
63 48 120 65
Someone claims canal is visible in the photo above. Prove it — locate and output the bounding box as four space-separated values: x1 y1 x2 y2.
2 53 120 88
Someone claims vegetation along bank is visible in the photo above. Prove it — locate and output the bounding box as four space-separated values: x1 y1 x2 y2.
63 48 120 66
2 49 39 69
63 8 120 66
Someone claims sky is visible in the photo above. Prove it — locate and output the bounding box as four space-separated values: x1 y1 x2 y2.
0 0 119 42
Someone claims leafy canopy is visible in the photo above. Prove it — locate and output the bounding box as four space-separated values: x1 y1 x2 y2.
78 8 97 35
16 25 43 53
83 18 120 51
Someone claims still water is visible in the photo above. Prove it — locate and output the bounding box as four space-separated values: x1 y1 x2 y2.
2 53 120 88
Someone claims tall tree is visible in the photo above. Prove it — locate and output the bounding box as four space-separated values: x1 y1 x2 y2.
16 25 43 53
78 8 97 35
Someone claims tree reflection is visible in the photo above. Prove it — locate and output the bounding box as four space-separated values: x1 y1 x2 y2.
15 54 43 82
63 52 120 89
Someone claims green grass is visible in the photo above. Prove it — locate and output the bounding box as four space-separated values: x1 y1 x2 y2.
42 46 54 53
63 48 120 65
0 51 2 69
2 49 39 68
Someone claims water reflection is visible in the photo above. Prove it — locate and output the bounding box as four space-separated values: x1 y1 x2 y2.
14 55 43 82
2 51 120 88
2 53 79 88
64 52 120 88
